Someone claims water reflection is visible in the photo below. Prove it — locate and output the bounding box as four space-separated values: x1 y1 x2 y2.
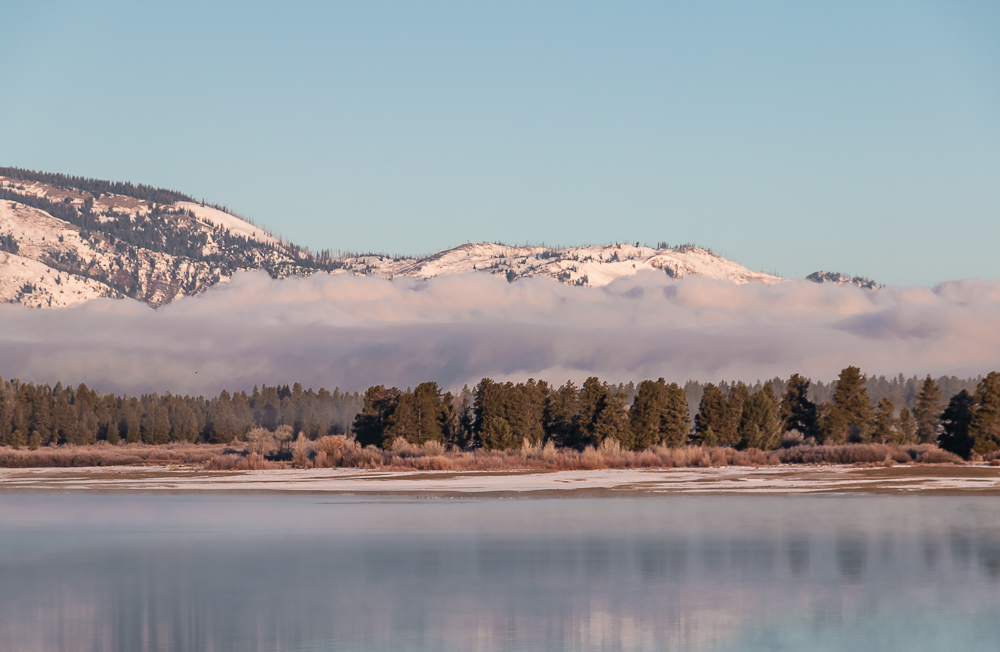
0 495 998 651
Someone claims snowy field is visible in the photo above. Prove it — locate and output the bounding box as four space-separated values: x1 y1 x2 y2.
2 465 998 494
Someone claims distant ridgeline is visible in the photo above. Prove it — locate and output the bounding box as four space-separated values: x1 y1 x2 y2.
1 166 882 309
0 369 996 460
0 166 341 307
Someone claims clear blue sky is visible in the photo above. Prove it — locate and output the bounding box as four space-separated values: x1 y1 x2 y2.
2 1 998 285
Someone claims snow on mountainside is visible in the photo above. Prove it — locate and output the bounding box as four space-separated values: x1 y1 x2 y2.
176 201 279 246
0 168 795 309
334 242 782 287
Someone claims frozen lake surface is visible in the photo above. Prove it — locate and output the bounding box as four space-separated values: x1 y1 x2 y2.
1 494 998 651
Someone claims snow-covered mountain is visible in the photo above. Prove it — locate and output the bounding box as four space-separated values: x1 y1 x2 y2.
335 242 782 287
0 168 788 308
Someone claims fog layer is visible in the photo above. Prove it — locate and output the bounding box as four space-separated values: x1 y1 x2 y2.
1 271 998 395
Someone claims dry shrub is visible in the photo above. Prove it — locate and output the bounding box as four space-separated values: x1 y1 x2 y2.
579 446 604 470
416 455 453 471
390 438 422 458
292 433 312 468
598 437 622 456
346 444 386 468
781 430 805 448
246 427 277 458
627 450 660 468
649 445 676 468
913 447 963 464
775 444 911 465
422 440 446 457
0 442 226 468
709 448 729 467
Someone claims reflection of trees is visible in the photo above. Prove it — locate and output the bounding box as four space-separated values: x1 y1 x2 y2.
787 536 810 576
836 536 868 581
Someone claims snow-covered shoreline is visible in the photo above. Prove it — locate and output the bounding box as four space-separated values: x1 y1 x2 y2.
2 465 998 495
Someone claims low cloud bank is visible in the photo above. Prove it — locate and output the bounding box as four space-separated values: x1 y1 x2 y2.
1 271 999 395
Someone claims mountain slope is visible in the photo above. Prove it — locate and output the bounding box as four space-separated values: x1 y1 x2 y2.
334 242 781 287
0 168 786 308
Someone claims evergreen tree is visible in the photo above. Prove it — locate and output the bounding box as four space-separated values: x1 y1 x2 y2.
382 382 445 445
385 391 420 443
694 383 727 446
480 416 516 450
661 382 691 448
969 372 1000 456
352 385 399 448
914 375 944 444
9 429 25 449
411 381 446 444
575 377 608 448
254 385 282 431
897 406 917 444
52 392 75 445
544 381 579 447
473 378 510 448
871 398 897 444
719 382 748 446
591 391 630 448
121 399 142 444
630 379 669 450
506 380 549 446
141 398 171 445
738 386 782 450
825 366 873 443
105 421 120 445
441 388 473 449
939 390 975 459
779 374 818 438
168 399 200 442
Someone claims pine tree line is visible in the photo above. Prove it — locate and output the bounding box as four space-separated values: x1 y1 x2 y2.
0 167 194 205
1 368 997 460
0 380 362 449
352 369 1000 459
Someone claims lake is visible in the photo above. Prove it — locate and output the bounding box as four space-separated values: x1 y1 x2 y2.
0 494 998 651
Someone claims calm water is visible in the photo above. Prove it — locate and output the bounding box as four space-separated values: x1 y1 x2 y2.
0 494 998 651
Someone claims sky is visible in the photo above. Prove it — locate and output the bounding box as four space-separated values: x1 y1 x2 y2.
2 1 999 286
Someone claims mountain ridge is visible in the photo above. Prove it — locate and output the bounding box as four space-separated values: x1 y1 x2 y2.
0 168 866 308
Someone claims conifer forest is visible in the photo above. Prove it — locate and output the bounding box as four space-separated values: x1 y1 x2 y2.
1 368 998 462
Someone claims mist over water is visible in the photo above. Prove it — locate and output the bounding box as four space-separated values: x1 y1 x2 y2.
1 494 998 652
2 271 1000 395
